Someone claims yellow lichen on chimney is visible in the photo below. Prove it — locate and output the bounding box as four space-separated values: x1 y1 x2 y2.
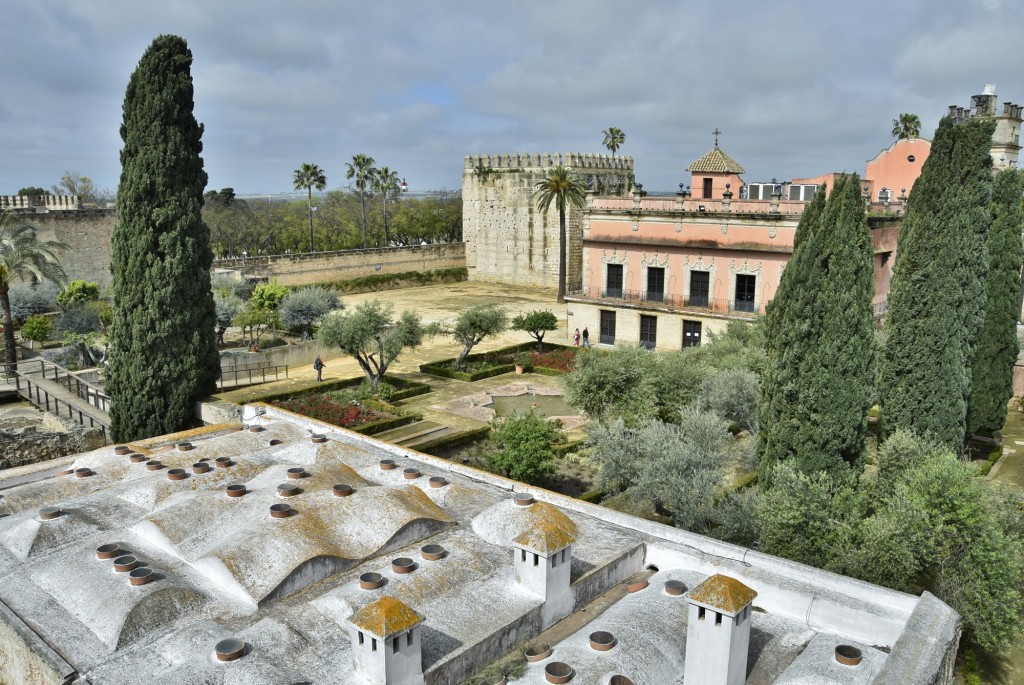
688 574 757 613
350 596 423 637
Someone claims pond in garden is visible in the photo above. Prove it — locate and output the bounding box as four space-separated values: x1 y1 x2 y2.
488 394 574 418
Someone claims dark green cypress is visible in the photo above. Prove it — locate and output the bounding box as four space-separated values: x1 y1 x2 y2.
757 175 876 479
967 169 1023 437
879 117 995 450
107 35 219 441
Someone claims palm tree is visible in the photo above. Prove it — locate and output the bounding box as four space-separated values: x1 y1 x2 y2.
373 166 401 248
534 166 587 303
346 153 376 249
891 113 922 140
602 127 626 157
292 163 327 253
0 212 69 374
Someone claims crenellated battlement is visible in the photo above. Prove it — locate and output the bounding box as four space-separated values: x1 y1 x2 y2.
0 195 83 211
464 152 634 172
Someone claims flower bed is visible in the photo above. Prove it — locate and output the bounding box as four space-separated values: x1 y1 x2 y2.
527 347 578 374
270 394 420 434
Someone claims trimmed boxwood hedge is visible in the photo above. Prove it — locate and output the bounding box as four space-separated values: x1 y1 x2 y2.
420 341 576 382
413 425 492 455
245 375 430 404
354 407 423 436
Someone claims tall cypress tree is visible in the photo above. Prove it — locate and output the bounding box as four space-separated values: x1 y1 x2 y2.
107 35 219 441
879 117 995 450
966 169 1023 437
757 175 876 479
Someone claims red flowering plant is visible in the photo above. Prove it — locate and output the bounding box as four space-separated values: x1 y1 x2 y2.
271 392 394 429
529 348 578 372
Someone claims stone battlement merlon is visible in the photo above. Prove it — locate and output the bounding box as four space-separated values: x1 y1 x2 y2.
463 152 634 172
0 195 83 211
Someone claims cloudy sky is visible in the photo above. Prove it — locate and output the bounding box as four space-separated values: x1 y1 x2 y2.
2 0 1021 196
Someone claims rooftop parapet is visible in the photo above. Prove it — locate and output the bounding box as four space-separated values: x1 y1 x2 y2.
464 152 634 172
0 195 82 211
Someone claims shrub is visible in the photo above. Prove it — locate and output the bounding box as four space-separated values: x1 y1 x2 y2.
278 286 340 339
486 412 558 484
55 305 103 336
211 274 254 300
56 280 101 310
20 315 52 347
9 282 59 323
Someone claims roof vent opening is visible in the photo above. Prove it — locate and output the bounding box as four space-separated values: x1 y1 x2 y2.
311 434 327 444
226 484 247 498
646 564 659 572
513 493 534 506
74 467 93 478
128 567 154 586
145 460 163 471
429 476 447 488
215 456 233 468
403 468 420 480
176 442 193 451
589 631 617 651
392 557 416 574
129 453 147 463
421 544 446 561
835 645 863 667
269 503 293 519
665 580 687 596
525 644 552 663
380 459 397 471
286 467 307 479
38 506 62 521
114 556 139 572
167 468 188 481
609 676 635 685
544 661 574 683
333 483 354 497
95 543 120 560
113 446 131 455
269 439 283 446
215 638 247 662
626 579 649 593
359 572 385 590
277 483 301 497
248 425 264 433
192 462 211 474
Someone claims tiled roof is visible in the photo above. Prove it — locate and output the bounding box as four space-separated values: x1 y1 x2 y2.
686 147 746 174
349 596 423 637
688 574 757 614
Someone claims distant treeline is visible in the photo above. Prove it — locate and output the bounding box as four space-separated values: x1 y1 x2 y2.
204 187 461 258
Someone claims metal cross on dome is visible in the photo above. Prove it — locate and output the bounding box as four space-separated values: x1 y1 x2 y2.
713 128 722 147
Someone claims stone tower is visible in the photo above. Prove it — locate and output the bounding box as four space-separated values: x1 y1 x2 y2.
682 574 757 685
462 152 634 290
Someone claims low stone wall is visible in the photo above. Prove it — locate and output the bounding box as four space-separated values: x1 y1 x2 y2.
220 340 330 373
212 243 466 287
0 412 105 470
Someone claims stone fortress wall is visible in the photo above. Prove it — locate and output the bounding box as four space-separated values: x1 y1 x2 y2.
462 152 634 290
28 209 117 288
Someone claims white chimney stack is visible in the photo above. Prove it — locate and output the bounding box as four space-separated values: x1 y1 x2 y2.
683 574 758 685
347 596 424 685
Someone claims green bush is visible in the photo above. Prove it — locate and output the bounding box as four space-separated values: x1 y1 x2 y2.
486 412 558 484
21 315 53 346
57 280 101 310
9 282 59 323
245 375 429 404
319 267 467 293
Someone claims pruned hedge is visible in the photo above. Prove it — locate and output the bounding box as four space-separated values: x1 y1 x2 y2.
244 375 430 404
420 341 576 381
355 407 423 436
413 425 491 455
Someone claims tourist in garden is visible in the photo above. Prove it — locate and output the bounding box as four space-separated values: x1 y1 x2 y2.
313 355 325 382
574 328 581 347
582 327 590 347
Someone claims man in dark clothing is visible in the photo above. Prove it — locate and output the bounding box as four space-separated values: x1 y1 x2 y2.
314 356 325 382
582 327 591 348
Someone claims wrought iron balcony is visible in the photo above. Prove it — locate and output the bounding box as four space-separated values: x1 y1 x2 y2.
569 285 764 317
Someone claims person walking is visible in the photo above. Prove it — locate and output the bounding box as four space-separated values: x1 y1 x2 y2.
313 355 325 382
582 326 590 348
573 328 581 347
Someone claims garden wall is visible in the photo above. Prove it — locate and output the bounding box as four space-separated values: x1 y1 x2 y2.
212 243 466 287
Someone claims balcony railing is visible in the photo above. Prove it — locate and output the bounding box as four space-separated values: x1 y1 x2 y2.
572 285 765 317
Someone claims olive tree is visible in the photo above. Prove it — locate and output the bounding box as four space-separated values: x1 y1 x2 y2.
318 299 425 387
445 304 507 371
511 309 558 351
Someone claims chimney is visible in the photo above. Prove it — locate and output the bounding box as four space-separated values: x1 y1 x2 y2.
347 596 424 685
510 503 578 627
682 574 758 685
